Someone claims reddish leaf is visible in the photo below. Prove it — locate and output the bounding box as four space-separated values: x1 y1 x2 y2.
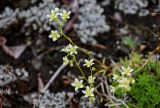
0 97 2 108
38 73 44 92
23 92 38 103
0 36 27 59
91 43 107 49
114 12 123 23
0 36 6 46
2 45 27 59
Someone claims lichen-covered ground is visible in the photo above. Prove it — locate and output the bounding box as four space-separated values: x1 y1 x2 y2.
0 0 160 108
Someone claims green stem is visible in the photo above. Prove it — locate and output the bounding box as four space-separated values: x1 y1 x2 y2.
62 33 108 69
58 23 109 79
90 67 93 76
58 23 63 35
62 33 76 45
73 55 87 81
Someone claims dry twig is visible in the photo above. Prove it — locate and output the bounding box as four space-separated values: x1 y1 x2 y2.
42 64 66 92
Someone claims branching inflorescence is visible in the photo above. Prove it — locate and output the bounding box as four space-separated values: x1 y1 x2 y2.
47 8 96 101
47 7 136 105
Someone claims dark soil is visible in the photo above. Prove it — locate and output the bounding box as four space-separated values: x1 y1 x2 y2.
0 0 160 108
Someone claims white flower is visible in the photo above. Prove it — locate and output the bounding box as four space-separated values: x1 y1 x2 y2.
88 76 95 84
82 86 94 97
47 8 60 22
110 86 116 93
68 44 78 55
54 8 59 12
121 66 133 76
131 78 135 84
118 78 130 85
61 10 71 21
61 44 78 55
49 30 60 41
61 46 70 52
112 74 119 81
83 59 94 67
71 78 84 91
111 66 135 93
62 56 69 65
118 84 130 91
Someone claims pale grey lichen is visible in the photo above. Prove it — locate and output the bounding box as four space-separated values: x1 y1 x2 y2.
0 0 111 46
19 0 57 35
33 91 67 108
0 0 57 35
0 7 19 29
31 0 38 4
74 0 110 44
100 0 111 6
33 91 98 108
0 64 29 86
115 0 149 16
79 96 98 108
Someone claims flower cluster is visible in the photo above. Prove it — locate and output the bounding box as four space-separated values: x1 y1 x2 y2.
47 7 71 24
71 76 96 101
71 59 96 101
47 8 77 66
47 8 71 41
111 66 135 93
47 8 78 67
61 44 78 55
61 44 78 66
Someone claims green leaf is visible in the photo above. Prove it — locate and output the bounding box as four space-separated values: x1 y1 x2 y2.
122 36 136 48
